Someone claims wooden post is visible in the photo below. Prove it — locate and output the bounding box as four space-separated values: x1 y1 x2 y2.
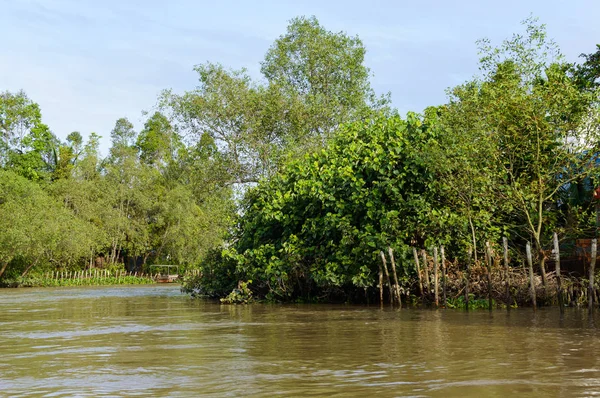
413 248 424 297
380 251 394 305
378 259 384 307
441 245 447 307
503 237 510 310
526 242 537 310
388 248 402 306
466 247 472 311
433 247 439 307
422 250 430 294
486 241 493 311
589 238 597 314
553 233 563 313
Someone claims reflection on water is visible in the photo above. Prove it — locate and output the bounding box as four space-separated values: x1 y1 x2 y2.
1 285 600 397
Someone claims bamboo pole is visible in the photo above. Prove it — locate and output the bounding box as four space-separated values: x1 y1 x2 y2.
422 250 430 294
388 248 402 306
589 238 597 314
380 251 394 305
413 248 424 297
503 237 510 310
378 259 384 307
433 247 439 307
466 247 472 311
553 233 563 313
526 242 537 310
486 241 493 311
441 246 447 307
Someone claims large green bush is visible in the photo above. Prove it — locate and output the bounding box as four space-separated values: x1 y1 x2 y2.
190 113 447 301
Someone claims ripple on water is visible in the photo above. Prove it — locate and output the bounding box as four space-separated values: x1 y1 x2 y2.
3 286 600 396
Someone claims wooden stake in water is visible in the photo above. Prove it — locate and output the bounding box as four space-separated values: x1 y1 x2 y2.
589 238 597 314
413 247 424 297
388 247 402 306
553 233 563 313
433 247 439 307
380 251 394 305
503 237 510 310
526 242 537 310
378 258 384 307
466 247 472 312
441 245 447 307
486 241 493 311
422 250 430 294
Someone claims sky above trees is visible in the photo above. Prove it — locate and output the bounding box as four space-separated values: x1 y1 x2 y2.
1 0 599 155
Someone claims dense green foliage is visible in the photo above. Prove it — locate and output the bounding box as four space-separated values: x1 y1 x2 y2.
0 16 386 285
184 18 600 303
2 16 600 305
229 114 438 300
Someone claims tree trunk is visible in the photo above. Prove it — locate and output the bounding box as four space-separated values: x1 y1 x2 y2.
469 215 478 263
533 237 547 287
21 256 41 277
0 261 9 279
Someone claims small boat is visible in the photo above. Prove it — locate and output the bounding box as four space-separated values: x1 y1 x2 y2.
150 265 180 283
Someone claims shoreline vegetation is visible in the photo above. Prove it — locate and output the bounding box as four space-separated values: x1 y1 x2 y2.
2 16 600 309
181 240 599 309
1 269 202 288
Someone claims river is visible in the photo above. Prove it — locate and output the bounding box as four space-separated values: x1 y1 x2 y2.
1 285 599 397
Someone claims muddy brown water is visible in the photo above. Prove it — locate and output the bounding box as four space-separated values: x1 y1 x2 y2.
1 285 600 397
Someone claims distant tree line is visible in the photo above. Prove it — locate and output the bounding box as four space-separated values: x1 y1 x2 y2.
0 16 388 284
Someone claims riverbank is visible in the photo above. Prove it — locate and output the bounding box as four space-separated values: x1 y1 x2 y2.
183 259 597 309
1 270 160 288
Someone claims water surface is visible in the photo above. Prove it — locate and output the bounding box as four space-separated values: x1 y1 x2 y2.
1 285 599 397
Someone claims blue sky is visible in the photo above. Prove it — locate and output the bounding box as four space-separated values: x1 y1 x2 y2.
1 0 599 155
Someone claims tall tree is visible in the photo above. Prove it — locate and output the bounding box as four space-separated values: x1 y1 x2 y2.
0 90 58 180
261 15 388 142
161 16 389 185
136 112 180 168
